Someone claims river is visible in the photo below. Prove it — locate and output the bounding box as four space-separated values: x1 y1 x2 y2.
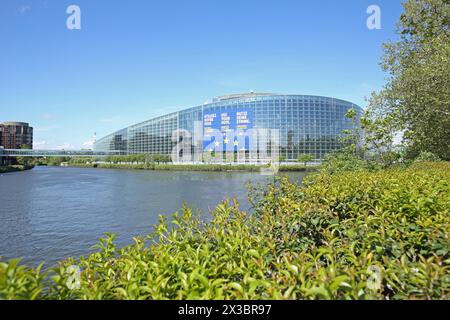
0 166 306 267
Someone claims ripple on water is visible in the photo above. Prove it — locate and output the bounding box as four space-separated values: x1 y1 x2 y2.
0 166 306 266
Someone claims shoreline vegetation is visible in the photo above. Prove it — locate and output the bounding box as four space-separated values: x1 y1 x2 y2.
65 162 316 172
0 161 448 299
1 0 448 300
37 155 318 172
0 164 34 174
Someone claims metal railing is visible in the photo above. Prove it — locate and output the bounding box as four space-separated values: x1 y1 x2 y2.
0 148 123 157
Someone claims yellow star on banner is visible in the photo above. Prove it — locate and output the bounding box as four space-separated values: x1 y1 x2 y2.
224 138 229 144
233 140 239 146
214 141 220 147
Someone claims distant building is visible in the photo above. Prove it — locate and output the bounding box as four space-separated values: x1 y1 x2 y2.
0 147 6 166
0 122 33 150
95 93 362 162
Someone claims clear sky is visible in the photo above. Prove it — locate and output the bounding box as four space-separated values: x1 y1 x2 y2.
1 0 405 149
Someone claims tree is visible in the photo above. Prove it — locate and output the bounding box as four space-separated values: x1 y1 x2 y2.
340 108 364 157
152 154 161 164
297 153 314 166
367 0 450 160
160 154 171 164
359 106 402 167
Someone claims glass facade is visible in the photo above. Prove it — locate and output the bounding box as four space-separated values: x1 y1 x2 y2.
94 94 362 161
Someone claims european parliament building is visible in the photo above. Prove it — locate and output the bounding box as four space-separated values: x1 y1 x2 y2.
94 93 362 163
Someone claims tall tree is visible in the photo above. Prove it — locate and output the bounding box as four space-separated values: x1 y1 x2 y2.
297 153 314 166
367 0 450 160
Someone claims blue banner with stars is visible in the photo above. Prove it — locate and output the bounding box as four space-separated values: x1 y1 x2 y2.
203 108 253 152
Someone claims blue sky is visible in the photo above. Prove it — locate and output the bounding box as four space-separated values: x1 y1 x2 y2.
0 0 405 149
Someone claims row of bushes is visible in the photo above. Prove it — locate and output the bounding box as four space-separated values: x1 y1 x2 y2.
0 161 448 299
66 155 172 165
104 154 171 164
68 162 311 172
0 165 34 174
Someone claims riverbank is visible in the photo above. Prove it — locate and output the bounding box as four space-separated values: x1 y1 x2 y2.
0 165 34 174
1 166 295 268
67 162 316 172
1 161 448 300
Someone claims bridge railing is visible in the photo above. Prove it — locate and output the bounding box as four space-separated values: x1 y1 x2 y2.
0 149 124 157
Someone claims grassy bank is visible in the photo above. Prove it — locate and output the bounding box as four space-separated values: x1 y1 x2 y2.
67 162 314 172
0 161 448 299
0 165 34 174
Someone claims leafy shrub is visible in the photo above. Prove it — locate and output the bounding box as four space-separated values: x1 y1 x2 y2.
67 162 311 172
0 165 34 173
0 162 448 299
414 151 441 163
320 152 379 174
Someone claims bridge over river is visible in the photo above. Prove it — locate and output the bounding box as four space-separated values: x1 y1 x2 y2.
0 148 123 158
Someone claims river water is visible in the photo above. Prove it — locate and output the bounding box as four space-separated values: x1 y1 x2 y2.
0 166 306 267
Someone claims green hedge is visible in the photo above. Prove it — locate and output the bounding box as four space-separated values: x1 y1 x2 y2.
0 165 34 173
1 162 448 299
68 162 310 172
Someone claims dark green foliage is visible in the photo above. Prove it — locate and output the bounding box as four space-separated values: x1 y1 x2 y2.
65 162 311 172
414 151 442 162
0 165 34 173
104 154 170 164
320 152 376 174
297 154 314 166
367 0 450 160
44 157 71 166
